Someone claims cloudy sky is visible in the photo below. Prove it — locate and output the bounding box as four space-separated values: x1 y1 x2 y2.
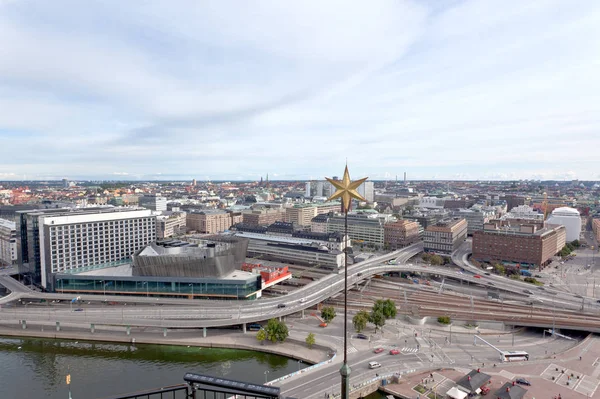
1 0 599 181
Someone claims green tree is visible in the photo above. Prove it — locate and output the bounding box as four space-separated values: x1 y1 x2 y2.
305 332 316 349
430 255 444 266
352 310 369 332
369 310 386 331
373 299 397 319
494 263 506 275
321 306 336 324
437 316 451 325
571 240 581 248
256 328 267 344
265 318 289 343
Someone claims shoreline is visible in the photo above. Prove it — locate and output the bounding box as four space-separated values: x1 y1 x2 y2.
0 321 331 366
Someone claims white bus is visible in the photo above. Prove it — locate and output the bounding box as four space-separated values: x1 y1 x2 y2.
502 350 529 362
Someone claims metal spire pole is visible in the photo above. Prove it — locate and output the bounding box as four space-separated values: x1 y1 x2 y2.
340 210 351 398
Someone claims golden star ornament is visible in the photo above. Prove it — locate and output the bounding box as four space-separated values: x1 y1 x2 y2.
325 166 368 213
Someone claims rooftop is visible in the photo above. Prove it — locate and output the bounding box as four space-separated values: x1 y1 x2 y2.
456 369 491 393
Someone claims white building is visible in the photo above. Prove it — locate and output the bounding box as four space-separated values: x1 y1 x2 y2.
546 207 582 242
453 207 496 235
357 181 375 203
36 208 156 288
502 205 544 221
0 218 17 266
419 197 447 209
233 231 345 271
156 211 187 238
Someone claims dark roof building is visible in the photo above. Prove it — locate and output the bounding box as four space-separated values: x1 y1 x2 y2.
456 369 491 394
493 382 527 399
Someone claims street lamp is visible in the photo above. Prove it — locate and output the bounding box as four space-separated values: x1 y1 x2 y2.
297 360 303 371
189 283 194 299
99 280 106 300
142 281 148 297
264 370 269 384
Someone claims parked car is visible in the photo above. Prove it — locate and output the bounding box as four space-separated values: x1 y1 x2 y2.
368 361 381 369
515 378 531 386
373 347 384 354
355 333 368 340
389 349 400 355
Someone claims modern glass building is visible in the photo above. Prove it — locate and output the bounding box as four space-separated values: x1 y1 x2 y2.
53 273 262 299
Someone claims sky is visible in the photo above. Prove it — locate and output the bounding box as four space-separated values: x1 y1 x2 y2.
0 0 599 182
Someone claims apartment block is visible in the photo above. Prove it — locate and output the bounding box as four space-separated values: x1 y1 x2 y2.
0 218 17 266
453 208 496 235
423 218 468 254
472 221 566 268
384 219 421 249
156 212 187 238
318 212 392 247
186 210 232 234
286 204 318 227
242 208 285 226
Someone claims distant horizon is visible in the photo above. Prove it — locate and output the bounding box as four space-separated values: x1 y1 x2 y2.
1 178 599 184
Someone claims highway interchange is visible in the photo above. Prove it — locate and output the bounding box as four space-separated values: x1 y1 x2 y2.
1 240 600 331
2 234 600 398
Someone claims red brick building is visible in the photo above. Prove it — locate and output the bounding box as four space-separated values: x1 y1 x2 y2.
384 219 420 249
472 221 566 268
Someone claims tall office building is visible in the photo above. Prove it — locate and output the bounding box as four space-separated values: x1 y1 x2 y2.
423 218 468 254
17 207 156 288
139 194 167 211
357 181 375 203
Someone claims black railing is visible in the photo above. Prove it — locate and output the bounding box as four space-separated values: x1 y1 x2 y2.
99 384 189 399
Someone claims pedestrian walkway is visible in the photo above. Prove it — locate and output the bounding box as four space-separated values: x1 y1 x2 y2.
401 347 419 353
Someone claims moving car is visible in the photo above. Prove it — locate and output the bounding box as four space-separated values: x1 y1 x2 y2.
473 275 482 279
248 323 262 331
277 303 286 308
389 349 400 355
515 378 531 386
355 333 368 340
523 289 533 294
368 361 381 369
373 347 384 354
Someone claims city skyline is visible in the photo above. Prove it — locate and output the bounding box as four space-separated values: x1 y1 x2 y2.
1 1 599 181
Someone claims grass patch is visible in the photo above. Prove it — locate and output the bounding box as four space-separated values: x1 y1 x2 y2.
428 393 440 399
413 384 428 394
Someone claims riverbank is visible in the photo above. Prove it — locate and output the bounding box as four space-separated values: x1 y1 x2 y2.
0 319 332 366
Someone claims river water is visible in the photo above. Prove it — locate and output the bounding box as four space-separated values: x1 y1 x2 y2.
0 336 303 399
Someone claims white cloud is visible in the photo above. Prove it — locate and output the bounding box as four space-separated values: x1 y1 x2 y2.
0 0 599 180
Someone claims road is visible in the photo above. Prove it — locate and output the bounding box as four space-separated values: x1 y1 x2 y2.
277 314 581 398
